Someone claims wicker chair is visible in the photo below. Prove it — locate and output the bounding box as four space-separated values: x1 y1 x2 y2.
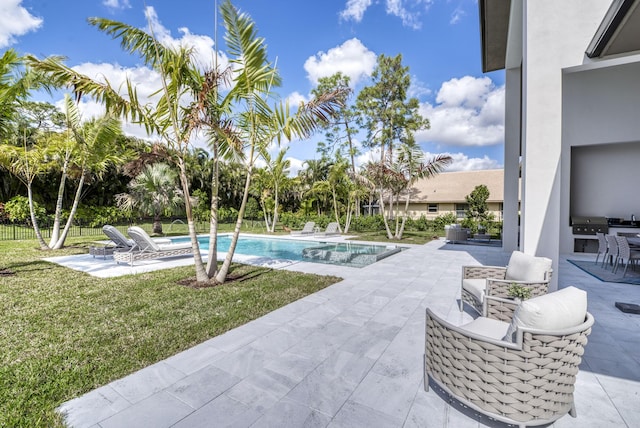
445 224 469 243
613 235 640 276
460 251 552 318
425 286 594 428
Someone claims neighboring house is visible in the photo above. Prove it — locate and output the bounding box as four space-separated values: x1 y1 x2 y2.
402 169 505 220
479 0 640 289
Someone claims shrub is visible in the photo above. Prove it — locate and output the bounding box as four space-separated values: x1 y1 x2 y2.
347 214 386 232
4 196 47 224
432 213 458 230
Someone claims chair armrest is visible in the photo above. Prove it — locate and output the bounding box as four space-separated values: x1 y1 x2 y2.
426 308 520 350
462 265 507 280
483 295 519 322
486 278 549 299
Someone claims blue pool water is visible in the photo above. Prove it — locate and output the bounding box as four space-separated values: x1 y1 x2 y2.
170 235 401 268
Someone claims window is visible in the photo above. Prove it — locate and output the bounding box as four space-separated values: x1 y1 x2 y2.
427 204 438 213
455 203 469 219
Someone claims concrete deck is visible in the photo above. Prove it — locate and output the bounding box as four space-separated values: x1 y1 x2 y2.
58 240 640 427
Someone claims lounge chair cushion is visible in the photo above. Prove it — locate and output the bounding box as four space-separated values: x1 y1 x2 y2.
461 278 486 301
461 317 510 341
504 286 587 342
505 251 552 282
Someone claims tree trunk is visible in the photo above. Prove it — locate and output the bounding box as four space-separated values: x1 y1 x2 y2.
272 186 279 233
177 157 208 283
396 190 412 240
331 187 342 232
216 162 253 284
27 184 49 250
205 148 219 278
378 188 393 239
52 173 85 249
152 214 163 235
49 163 69 247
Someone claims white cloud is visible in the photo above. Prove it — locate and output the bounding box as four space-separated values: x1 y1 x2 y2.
450 6 465 24
286 91 309 107
103 0 131 10
143 6 228 72
386 0 434 29
417 76 505 147
340 0 373 22
433 151 501 171
304 38 376 86
340 0 433 29
0 0 42 48
287 157 306 176
408 75 432 99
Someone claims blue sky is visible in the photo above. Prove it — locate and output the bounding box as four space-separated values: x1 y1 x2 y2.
4 0 505 174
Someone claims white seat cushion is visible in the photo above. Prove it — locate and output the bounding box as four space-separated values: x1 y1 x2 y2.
504 286 587 342
461 317 510 341
462 278 486 302
505 251 552 282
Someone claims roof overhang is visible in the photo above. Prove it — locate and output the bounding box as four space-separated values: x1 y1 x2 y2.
586 0 640 58
479 0 511 72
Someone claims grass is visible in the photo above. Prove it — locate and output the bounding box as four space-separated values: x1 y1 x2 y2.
0 237 341 427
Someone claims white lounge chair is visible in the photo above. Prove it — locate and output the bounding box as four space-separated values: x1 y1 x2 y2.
90 225 138 259
290 221 316 235
114 226 192 265
314 222 340 237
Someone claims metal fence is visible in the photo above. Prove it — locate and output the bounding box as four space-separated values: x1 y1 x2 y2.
0 222 126 241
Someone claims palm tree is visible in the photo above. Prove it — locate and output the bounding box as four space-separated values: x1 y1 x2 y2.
115 163 184 234
0 140 50 249
49 94 128 249
28 17 213 280
211 0 346 284
389 140 452 239
260 147 291 232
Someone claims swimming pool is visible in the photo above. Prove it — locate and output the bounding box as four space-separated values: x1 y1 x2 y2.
170 235 402 268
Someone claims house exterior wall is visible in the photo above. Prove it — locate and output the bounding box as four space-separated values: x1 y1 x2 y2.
404 202 503 220
518 0 610 289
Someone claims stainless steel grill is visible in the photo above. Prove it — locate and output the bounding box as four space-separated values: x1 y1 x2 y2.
571 216 608 235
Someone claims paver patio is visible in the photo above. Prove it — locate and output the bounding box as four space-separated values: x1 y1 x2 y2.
58 239 640 427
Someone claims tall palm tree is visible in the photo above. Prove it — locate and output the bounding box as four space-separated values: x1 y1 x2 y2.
212 0 346 284
116 163 184 234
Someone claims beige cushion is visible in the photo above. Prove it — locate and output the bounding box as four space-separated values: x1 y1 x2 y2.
461 317 510 341
504 286 588 342
505 251 552 282
462 278 486 302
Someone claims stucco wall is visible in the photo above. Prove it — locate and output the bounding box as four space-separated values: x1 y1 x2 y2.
520 0 610 287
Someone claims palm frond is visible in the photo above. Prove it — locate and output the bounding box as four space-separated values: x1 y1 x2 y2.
88 17 171 69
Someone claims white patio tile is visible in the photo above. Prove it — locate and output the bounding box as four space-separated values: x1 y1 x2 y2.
56 240 640 427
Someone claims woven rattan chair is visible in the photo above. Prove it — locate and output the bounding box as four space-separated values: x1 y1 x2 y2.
425 287 594 428
604 234 619 269
613 235 640 276
595 232 608 265
460 251 552 318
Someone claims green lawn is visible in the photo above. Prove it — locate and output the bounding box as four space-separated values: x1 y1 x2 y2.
0 237 341 427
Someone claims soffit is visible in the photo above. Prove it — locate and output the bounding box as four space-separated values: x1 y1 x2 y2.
479 0 511 72
587 0 640 58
